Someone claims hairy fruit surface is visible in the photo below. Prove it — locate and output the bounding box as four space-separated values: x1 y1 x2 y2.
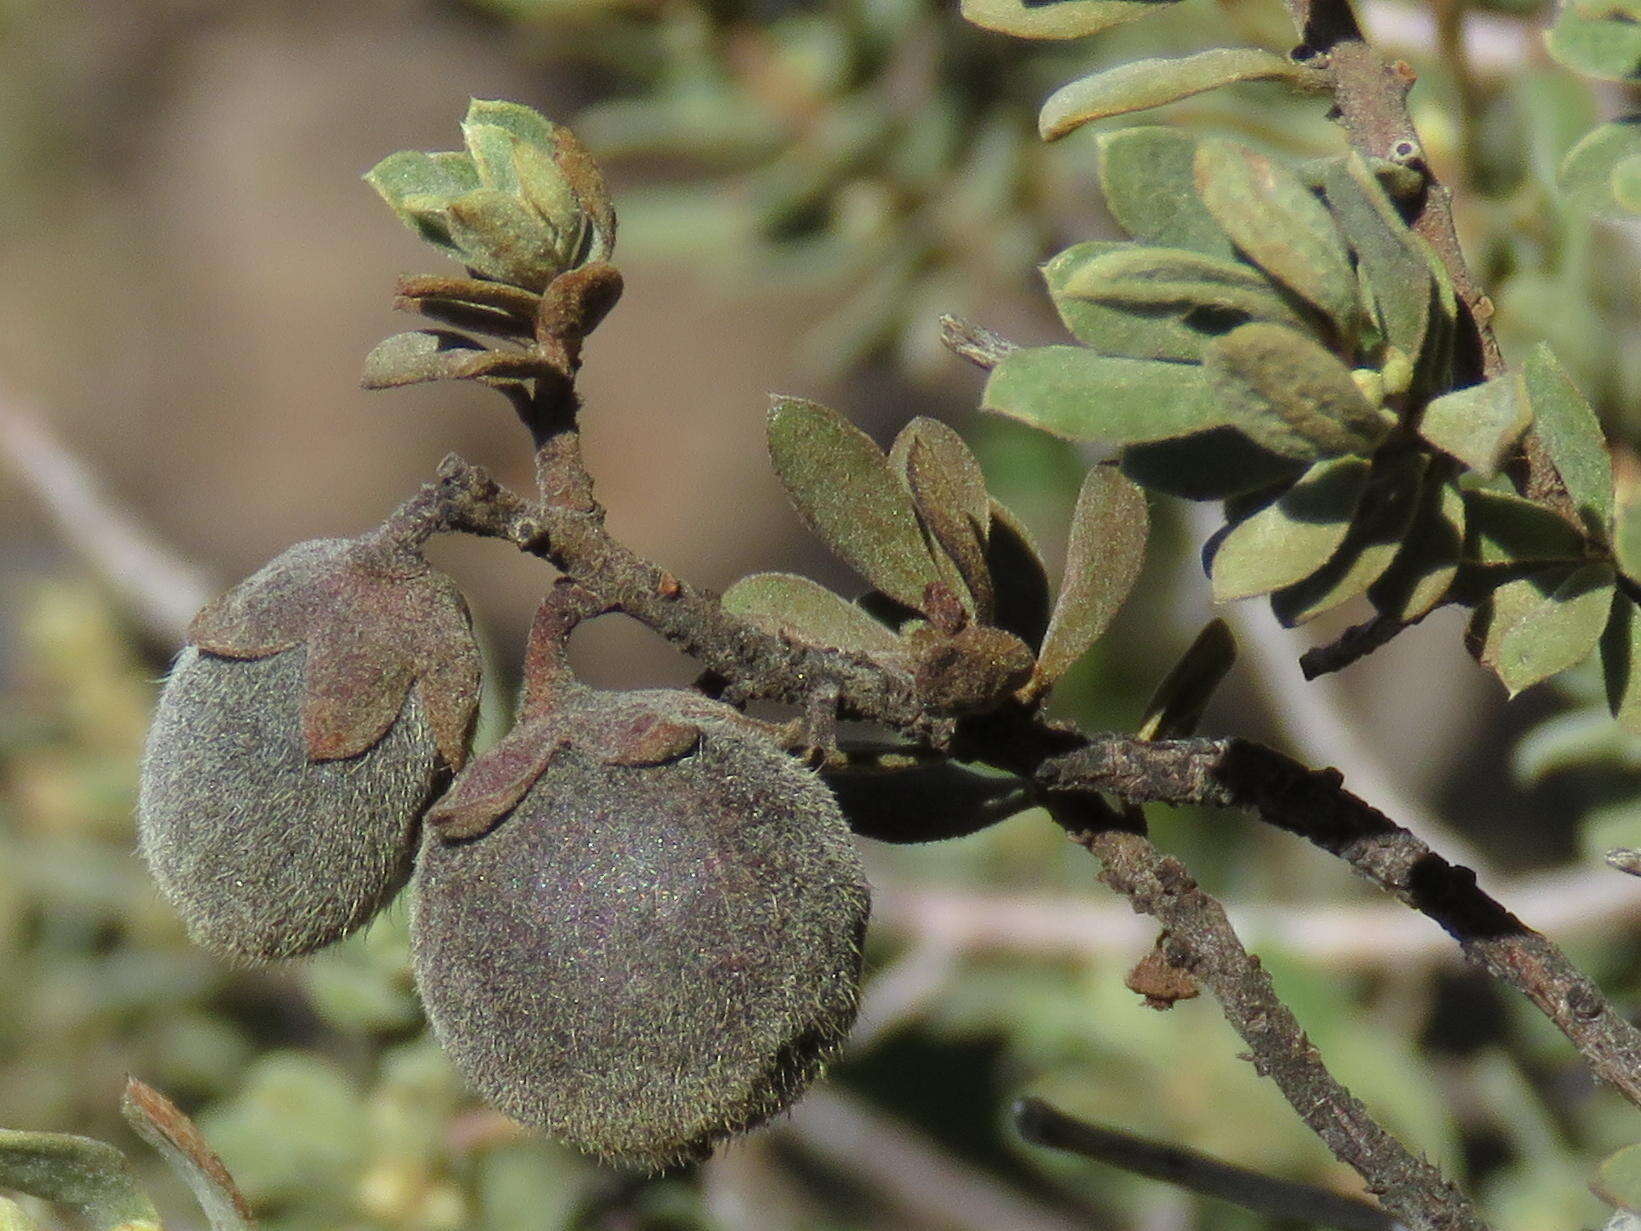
411 688 869 1172
137 536 481 962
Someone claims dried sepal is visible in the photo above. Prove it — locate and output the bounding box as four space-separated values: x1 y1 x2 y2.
189 536 480 768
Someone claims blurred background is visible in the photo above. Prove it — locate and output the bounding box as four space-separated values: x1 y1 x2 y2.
4 0 1641 1226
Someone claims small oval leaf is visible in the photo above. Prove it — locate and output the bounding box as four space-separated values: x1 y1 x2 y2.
1523 343 1615 538
1137 618 1236 740
1464 488 1589 565
721 572 903 655
1546 9 1641 81
982 346 1223 443
1370 472 1465 620
1194 139 1358 334
1098 127 1235 259
1038 466 1149 681
1058 246 1306 329
1120 428 1304 500
1320 153 1433 360
1205 323 1392 460
0 1130 161 1231
1418 374 1532 477
1042 241 1240 361
986 498 1054 650
1559 117 1641 217
767 398 945 611
960 0 1180 40
1041 48 1322 140
890 418 994 616
825 759 1032 843
1603 592 1641 734
1209 456 1371 601
1490 562 1615 695
1269 453 1426 626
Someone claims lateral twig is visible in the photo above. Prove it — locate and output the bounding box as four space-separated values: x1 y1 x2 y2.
1014 1097 1400 1231
1033 734 1641 1107
1051 809 1483 1231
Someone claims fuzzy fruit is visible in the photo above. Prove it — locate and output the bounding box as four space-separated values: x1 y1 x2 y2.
411 687 869 1172
138 536 481 963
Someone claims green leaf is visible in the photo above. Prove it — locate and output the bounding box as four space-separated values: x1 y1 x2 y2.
1320 153 1432 360
767 398 945 611
1618 490 1641 579
1209 456 1372 600
1097 127 1235 260
1605 592 1641 733
1594 1142 1641 1212
1204 322 1393 460
1120 428 1304 499
1137 618 1236 739
440 188 567 290
1271 452 1427 625
825 759 1031 842
721 572 903 654
1464 488 1589 564
1038 465 1149 680
1194 139 1358 335
1409 233 1459 402
982 346 1222 443
890 419 994 616
1418 374 1532 476
1488 562 1615 695
1546 8 1641 80
1514 704 1641 781
0 1129 161 1231
1515 69 1599 195
363 150 481 252
1039 48 1321 140
1558 117 1641 217
360 330 486 389
1057 246 1306 330
1370 472 1465 620
1042 242 1241 361
959 0 1179 40
122 1078 255 1231
987 498 1054 649
0 1196 36 1231
1524 343 1615 537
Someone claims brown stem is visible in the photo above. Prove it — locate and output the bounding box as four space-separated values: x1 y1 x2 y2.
1051 803 1486 1231
1032 733 1641 1108
417 446 1641 1107
1280 0 1571 512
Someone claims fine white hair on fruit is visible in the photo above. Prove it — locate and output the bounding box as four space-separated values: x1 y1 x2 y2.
411 688 869 1172
138 646 441 963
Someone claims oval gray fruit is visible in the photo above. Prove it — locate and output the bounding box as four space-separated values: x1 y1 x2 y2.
139 646 442 963
411 691 869 1172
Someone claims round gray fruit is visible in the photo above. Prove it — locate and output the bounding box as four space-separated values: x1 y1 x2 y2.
139 646 441 963
411 691 869 1172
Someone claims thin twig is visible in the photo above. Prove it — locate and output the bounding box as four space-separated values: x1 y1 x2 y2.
1279 0 1570 511
1033 734 1641 1107
777 1087 1096 1231
414 451 1641 1108
1057 817 1484 1231
0 391 216 644
1015 1098 1400 1231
